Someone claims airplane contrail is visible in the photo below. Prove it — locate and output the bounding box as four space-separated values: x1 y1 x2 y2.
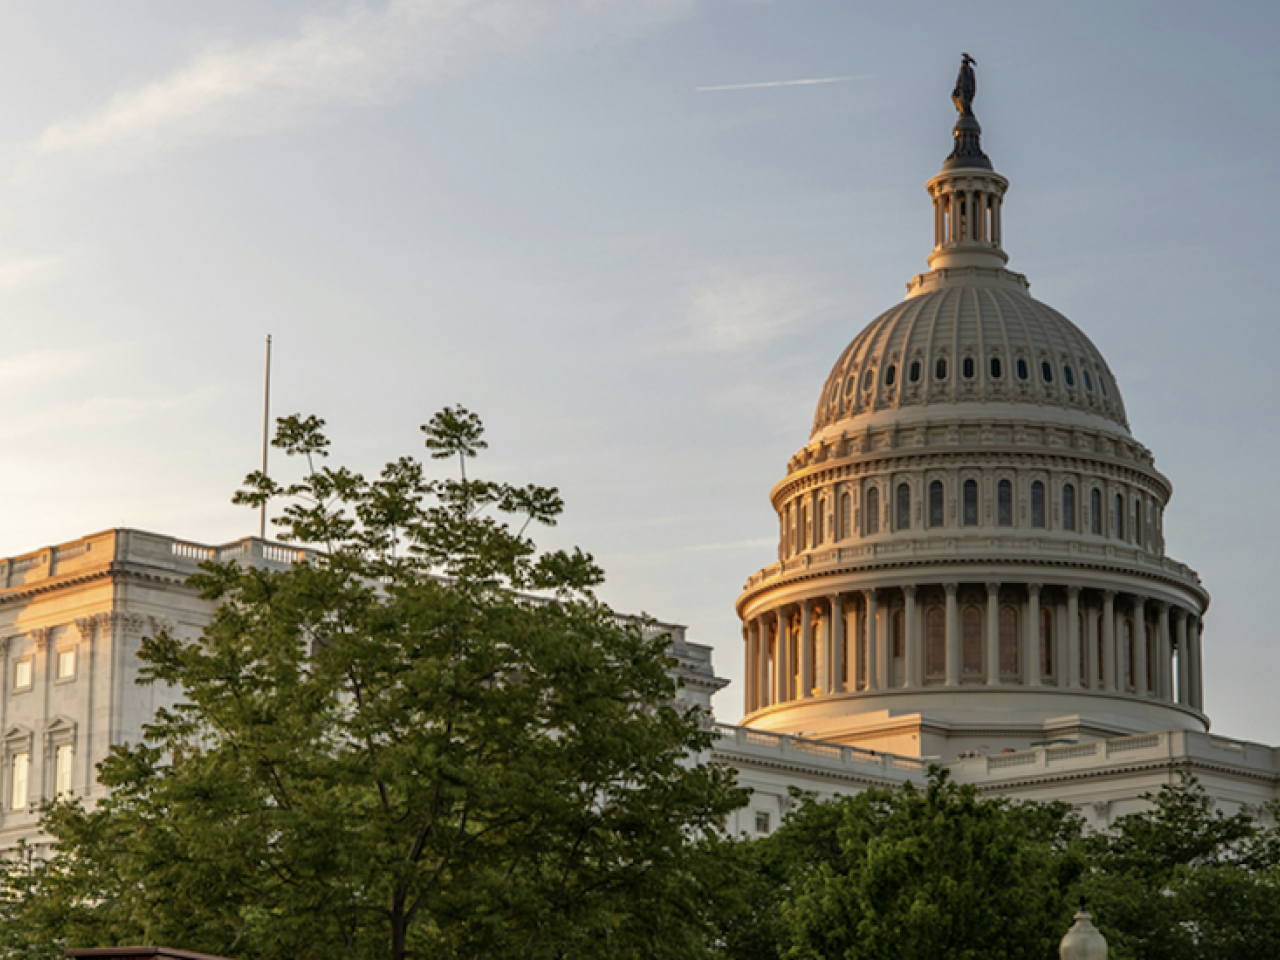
695 75 869 92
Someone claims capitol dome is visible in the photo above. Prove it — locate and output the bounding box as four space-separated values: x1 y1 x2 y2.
735 59 1209 759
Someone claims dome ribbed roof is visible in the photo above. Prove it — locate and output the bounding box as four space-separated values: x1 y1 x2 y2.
811 281 1128 437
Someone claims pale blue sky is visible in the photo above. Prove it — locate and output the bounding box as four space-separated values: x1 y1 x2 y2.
1 1 1278 741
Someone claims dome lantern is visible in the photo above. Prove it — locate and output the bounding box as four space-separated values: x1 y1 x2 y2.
924 54 1010 275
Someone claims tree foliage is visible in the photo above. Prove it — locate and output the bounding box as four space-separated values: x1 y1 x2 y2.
715 771 1085 960
2 409 746 960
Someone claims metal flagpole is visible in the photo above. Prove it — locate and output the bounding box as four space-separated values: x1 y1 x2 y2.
260 334 272 540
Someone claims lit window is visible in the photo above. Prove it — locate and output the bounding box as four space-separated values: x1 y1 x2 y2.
1063 483 1076 531
56 648 76 680
963 479 979 526
1016 358 1029 380
13 658 32 691
990 356 1002 379
896 483 911 531
885 365 897 386
1031 481 1046 528
909 360 922 383
929 481 944 528
55 744 73 799
10 752 28 810
935 358 948 380
1041 361 1054 383
997 480 1013 526
962 356 975 379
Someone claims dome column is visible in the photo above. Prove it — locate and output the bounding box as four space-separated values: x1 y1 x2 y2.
1085 599 1100 689
799 599 814 698
1102 591 1117 692
1189 617 1204 711
1175 608 1190 705
944 583 960 686
903 585 918 689
1134 597 1149 698
1066 587 1081 689
1156 602 1172 701
985 582 1001 686
1026 583 1042 687
865 589 880 691
774 608 789 704
829 594 845 694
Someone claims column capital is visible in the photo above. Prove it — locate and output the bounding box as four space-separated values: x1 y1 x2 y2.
30 627 52 650
985 581 1001 596
1066 584 1081 599
1027 582 1042 597
903 584 918 598
865 587 878 600
1102 589 1116 602
1156 599 1171 613
1170 605 1186 622
944 582 958 596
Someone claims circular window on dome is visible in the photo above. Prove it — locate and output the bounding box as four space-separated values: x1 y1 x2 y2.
1040 361 1054 383
1083 369 1094 392
1016 358 1029 381
862 369 873 391
935 358 948 380
962 357 975 379
909 360 921 383
989 356 1003 379
885 364 897 386
1064 365 1075 387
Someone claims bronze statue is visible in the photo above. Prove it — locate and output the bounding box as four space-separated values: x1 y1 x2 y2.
952 53 976 116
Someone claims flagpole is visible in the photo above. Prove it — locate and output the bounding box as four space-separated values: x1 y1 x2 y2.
260 334 272 540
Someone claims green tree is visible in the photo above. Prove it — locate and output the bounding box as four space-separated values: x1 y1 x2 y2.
1081 775 1280 960
716 771 1085 960
4 408 746 960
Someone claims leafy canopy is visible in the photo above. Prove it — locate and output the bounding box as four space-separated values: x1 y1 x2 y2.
3 408 746 960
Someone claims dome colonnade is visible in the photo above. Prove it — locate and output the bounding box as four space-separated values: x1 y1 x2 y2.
735 59 1208 755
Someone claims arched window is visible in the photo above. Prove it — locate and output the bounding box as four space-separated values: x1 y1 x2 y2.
999 605 1019 677
1083 369 1094 392
1134 499 1144 546
962 356 976 379
1030 481 1046 528
1064 365 1076 387
990 356 1003 379
1090 488 1102 535
1078 611 1088 685
929 481 945 528
935 357 948 380
1016 358 1029 381
1096 614 1105 683
1041 360 1054 383
1063 483 1076 531
865 487 880 535
963 479 979 526
799 502 809 551
1100 376 1109 398
1114 493 1125 540
840 492 852 540
815 499 826 546
909 360 922 383
885 364 897 387
788 504 797 554
926 606 945 678
896 483 911 531
1040 607 1054 680
861 369 873 391
962 606 983 677
997 479 1013 526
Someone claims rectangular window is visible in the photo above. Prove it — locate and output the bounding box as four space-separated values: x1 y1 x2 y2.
755 811 771 834
55 744 74 798
13 658 32 691
56 647 76 680
10 753 28 810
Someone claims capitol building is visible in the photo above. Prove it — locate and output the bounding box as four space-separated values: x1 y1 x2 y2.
0 64 1276 850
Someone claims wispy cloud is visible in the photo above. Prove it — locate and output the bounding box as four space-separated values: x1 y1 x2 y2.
684 270 828 352
695 75 869 92
29 0 696 168
0 346 88 385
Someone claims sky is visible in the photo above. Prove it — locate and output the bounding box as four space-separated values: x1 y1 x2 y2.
1 0 1278 743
